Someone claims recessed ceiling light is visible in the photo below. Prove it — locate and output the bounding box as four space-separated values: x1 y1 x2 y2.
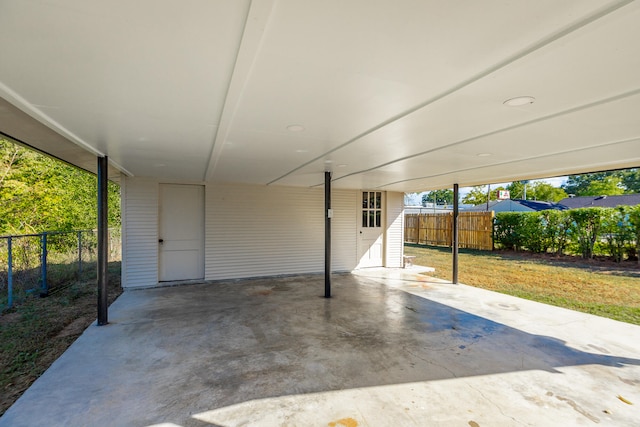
295 149 308 153
286 124 305 132
324 160 333 164
337 164 347 168
477 153 492 157
503 96 535 107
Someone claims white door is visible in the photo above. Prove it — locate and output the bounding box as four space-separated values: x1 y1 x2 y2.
357 191 384 268
159 184 205 281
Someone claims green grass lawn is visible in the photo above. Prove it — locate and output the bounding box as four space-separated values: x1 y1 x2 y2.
404 244 640 325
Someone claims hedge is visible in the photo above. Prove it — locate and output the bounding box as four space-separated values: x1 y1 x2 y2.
493 206 640 262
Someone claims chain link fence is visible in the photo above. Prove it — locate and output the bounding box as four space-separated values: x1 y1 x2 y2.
0 229 121 311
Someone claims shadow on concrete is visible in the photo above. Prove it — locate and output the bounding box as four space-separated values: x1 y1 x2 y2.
2 273 639 426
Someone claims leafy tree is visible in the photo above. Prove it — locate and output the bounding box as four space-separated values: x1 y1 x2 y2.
0 139 120 235
529 182 567 202
506 181 528 199
581 176 625 196
562 169 640 196
421 189 454 206
620 169 640 193
563 172 617 195
462 185 506 205
462 186 489 205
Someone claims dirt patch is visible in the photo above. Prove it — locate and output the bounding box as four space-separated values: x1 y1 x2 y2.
55 316 93 338
493 250 640 277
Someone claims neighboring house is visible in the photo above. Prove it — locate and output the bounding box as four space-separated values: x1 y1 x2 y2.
558 194 640 209
465 199 566 213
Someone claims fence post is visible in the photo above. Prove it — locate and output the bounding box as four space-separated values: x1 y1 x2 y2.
40 232 48 296
7 237 13 308
78 231 83 275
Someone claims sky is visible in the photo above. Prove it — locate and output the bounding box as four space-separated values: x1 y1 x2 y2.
405 176 568 205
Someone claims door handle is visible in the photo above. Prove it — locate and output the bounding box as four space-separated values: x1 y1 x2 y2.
159 239 164 244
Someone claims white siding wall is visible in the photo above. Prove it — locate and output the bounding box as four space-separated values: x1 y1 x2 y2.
122 179 391 286
122 177 158 288
205 183 357 280
331 189 358 271
385 191 405 268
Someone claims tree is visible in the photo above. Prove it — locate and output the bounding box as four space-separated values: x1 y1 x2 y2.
462 185 506 205
561 170 640 196
0 139 121 234
581 176 625 196
421 189 454 206
620 169 640 193
529 182 567 202
563 172 615 195
506 181 528 199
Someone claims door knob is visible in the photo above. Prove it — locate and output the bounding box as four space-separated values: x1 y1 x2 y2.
159 239 164 243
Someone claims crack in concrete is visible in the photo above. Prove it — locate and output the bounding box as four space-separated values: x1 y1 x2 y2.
402 346 459 378
466 383 527 426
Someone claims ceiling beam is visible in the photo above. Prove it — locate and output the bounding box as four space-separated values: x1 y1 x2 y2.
204 0 277 182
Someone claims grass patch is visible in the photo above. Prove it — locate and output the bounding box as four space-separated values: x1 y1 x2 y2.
0 262 122 416
405 244 640 325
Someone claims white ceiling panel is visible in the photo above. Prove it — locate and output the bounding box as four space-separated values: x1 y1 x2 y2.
1 0 639 190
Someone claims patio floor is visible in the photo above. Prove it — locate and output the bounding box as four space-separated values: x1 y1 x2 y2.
1 268 639 426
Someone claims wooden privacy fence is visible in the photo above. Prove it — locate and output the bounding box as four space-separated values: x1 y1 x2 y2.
405 211 494 251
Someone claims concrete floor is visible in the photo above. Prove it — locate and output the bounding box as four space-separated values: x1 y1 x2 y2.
1 268 640 427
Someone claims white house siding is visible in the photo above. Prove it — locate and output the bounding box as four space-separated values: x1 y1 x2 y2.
121 177 159 288
331 189 358 271
205 183 358 280
122 177 403 287
385 191 405 268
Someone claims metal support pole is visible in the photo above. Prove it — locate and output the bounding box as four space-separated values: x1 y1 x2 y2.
7 237 13 308
452 183 459 285
97 156 108 325
324 171 331 298
40 233 48 296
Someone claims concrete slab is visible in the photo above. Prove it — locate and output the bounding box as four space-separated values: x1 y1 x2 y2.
1 270 639 427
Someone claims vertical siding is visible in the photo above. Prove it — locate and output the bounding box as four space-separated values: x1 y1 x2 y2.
122 177 158 288
205 184 357 280
385 191 405 268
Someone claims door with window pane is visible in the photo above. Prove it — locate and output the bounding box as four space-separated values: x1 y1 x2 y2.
357 191 384 267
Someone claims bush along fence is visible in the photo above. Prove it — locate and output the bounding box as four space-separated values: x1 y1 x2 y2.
493 206 640 262
0 228 121 311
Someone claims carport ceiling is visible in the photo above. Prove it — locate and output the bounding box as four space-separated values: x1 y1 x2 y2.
1 0 639 192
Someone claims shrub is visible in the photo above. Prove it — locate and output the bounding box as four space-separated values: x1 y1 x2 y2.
601 207 634 262
628 205 640 264
522 212 547 253
540 210 572 255
494 212 528 251
568 208 605 259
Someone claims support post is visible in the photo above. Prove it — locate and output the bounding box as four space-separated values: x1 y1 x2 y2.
7 237 13 308
452 183 459 284
324 171 331 298
97 156 108 325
